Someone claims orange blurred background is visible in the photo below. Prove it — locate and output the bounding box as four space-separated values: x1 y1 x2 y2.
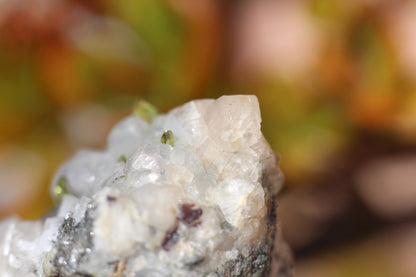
1 0 416 276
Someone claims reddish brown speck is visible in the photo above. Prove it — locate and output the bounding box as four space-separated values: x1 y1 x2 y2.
161 222 179 251
106 196 117 202
180 204 203 226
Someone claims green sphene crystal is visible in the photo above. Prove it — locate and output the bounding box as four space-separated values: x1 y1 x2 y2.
54 176 69 203
118 155 127 163
133 100 159 123
161 130 175 146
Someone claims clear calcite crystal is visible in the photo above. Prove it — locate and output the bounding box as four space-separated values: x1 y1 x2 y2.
0 95 287 277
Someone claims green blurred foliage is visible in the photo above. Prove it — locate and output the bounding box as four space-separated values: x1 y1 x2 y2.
0 0 415 222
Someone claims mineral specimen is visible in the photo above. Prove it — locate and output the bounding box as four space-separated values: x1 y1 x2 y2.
0 95 289 276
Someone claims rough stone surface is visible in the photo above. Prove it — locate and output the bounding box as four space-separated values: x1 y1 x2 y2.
0 95 290 276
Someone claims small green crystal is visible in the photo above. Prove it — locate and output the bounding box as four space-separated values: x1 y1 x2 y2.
54 176 69 203
133 100 159 123
115 175 126 181
118 155 127 163
161 130 175 146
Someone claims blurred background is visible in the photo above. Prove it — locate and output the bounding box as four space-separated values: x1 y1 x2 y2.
1 0 416 276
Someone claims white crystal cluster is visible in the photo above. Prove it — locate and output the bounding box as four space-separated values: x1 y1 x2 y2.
0 95 283 277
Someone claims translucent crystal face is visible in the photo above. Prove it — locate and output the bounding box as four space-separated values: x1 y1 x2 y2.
0 95 283 277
